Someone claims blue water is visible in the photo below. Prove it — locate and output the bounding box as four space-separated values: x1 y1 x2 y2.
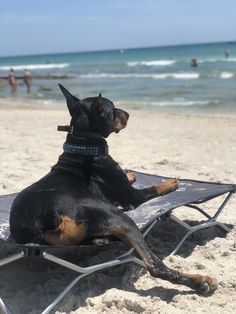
0 41 236 113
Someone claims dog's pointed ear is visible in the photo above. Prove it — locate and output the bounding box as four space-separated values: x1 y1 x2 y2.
59 84 80 116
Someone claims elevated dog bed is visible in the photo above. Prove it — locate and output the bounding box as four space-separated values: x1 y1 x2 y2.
0 171 235 314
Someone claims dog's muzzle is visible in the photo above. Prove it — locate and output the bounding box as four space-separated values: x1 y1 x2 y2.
113 109 129 133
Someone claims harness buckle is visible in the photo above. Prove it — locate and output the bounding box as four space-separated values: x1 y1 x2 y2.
70 126 74 135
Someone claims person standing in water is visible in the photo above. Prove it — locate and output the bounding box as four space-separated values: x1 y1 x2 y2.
23 69 32 93
224 49 230 59
8 68 18 94
191 59 198 67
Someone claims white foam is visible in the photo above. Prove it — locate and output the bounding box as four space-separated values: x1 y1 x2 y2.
198 58 219 63
199 57 236 63
127 60 176 67
148 72 199 79
0 63 70 71
220 71 234 79
80 72 199 80
144 99 218 107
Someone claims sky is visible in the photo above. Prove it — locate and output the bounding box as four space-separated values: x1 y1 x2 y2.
0 0 235 57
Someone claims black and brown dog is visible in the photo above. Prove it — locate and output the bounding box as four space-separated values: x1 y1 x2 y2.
10 84 217 294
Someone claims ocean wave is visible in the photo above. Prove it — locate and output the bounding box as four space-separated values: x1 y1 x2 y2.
125 99 219 107
198 58 219 63
80 72 199 80
127 60 176 67
164 73 199 79
220 71 234 79
0 63 70 71
198 57 236 63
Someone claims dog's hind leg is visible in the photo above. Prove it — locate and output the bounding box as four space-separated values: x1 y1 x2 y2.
76 201 217 294
96 209 218 294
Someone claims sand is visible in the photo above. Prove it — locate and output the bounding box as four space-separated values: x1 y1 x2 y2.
0 99 236 314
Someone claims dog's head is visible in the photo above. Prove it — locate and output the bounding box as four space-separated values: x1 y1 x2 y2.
59 84 129 138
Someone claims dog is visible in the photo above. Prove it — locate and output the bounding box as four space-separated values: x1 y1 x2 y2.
10 84 217 294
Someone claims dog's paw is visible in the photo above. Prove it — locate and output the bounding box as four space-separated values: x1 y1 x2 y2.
155 178 179 196
126 172 136 184
195 276 218 294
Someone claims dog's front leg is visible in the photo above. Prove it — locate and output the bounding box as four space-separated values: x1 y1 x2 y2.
92 155 179 208
92 155 138 206
133 178 179 205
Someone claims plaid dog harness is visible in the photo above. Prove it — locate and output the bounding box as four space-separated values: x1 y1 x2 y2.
63 143 108 157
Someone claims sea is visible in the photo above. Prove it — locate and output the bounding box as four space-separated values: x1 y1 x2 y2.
0 41 236 113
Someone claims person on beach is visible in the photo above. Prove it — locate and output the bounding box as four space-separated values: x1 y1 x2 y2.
8 68 18 94
23 69 32 93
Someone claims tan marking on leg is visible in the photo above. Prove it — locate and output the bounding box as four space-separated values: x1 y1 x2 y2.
43 215 87 246
182 273 218 293
126 172 136 184
154 178 179 196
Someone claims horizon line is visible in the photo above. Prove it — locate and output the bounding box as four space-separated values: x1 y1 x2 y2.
0 39 235 59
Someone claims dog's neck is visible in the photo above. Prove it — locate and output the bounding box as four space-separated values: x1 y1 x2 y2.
58 124 108 156
52 125 109 176
64 133 108 156
63 142 108 157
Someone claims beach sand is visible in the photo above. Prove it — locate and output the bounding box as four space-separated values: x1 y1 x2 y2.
0 99 236 314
